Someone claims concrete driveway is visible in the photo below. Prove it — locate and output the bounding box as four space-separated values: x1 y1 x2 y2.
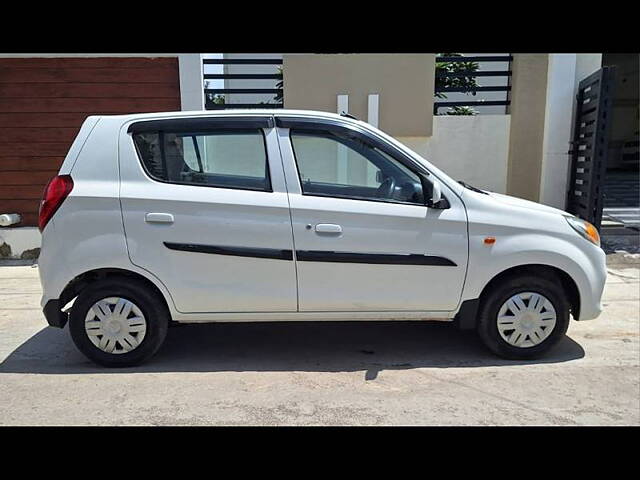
1 258 638 426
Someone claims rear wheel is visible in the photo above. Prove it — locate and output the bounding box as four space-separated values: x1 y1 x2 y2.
477 273 570 359
69 278 169 367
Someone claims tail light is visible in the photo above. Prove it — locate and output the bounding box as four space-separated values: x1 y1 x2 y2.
38 175 74 232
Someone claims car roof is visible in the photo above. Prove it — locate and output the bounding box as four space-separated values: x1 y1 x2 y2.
93 109 361 127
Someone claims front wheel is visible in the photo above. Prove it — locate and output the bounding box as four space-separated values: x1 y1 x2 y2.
68 278 169 367
477 274 570 359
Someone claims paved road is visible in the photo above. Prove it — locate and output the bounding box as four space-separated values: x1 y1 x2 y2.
0 261 638 425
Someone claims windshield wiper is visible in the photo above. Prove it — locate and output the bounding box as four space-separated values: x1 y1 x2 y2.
458 180 488 194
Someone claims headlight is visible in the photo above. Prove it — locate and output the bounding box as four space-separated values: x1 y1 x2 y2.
565 216 600 247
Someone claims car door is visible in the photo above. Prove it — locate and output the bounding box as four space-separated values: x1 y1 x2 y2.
275 116 468 312
119 115 297 314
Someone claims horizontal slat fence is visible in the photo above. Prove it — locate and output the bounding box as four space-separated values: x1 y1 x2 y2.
203 57 283 110
434 54 512 114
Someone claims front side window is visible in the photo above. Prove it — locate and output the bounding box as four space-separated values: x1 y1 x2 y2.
290 129 425 205
133 129 270 191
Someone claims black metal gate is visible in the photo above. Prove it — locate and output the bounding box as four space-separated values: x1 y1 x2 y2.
566 66 616 229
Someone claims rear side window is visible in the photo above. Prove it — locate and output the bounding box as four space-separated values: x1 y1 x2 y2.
132 129 271 191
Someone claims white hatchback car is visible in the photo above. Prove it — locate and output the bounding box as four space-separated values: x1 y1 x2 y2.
38 110 606 367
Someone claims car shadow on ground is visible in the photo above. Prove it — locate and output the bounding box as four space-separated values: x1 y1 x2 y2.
0 321 586 378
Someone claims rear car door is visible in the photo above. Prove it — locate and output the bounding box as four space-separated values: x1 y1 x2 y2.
276 116 468 312
119 115 297 314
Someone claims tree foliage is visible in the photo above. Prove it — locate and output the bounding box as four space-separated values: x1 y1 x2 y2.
274 65 283 103
435 53 479 115
204 80 225 106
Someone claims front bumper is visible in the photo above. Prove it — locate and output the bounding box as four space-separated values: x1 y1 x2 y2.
43 299 68 328
579 299 603 321
576 246 607 321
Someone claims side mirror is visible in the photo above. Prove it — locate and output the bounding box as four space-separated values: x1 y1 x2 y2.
432 180 442 205
425 178 450 209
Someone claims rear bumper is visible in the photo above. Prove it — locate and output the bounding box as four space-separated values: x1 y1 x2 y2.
43 299 68 328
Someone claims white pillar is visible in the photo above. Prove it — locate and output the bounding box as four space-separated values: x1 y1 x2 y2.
539 54 603 209
367 93 379 127
539 54 577 209
178 54 204 111
337 94 349 115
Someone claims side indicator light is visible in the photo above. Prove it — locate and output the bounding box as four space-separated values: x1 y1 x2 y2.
484 237 496 245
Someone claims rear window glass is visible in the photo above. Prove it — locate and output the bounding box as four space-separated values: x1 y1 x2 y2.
132 129 271 191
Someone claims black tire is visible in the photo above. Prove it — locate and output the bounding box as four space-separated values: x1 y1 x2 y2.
477 273 570 359
68 278 169 367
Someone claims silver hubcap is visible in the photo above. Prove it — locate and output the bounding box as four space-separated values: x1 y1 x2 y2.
85 297 147 354
497 292 557 348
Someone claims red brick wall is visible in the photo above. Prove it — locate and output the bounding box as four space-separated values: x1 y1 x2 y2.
0 57 181 227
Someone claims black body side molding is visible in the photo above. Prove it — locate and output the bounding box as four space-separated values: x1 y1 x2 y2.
164 242 293 261
296 251 457 266
164 242 456 267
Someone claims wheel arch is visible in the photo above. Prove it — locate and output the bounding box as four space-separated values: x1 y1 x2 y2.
59 267 173 319
456 263 581 330
479 264 580 320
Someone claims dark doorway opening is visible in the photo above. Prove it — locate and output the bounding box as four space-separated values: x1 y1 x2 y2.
601 54 639 229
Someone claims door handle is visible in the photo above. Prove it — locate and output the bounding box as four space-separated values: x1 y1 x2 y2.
315 223 342 234
145 213 174 224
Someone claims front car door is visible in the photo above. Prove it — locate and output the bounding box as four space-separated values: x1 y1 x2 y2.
275 115 468 313
119 115 297 314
